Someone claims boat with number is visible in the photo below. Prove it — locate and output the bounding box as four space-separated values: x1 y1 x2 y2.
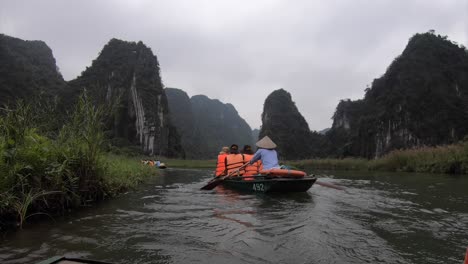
221 174 316 193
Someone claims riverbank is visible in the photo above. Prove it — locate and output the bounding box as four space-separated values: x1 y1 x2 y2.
158 159 215 169
289 141 468 175
0 96 158 231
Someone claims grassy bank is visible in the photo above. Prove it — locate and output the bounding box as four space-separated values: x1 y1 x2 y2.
0 95 157 230
159 158 215 169
289 141 468 175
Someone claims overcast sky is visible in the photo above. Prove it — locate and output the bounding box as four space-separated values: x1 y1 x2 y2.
1 0 467 130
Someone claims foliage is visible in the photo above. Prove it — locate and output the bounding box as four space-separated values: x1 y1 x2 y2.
260 89 326 159
326 31 468 158
68 39 184 158
0 34 66 107
291 141 468 175
0 93 159 230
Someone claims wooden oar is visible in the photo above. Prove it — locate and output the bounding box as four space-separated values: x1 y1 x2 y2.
315 180 345 190
200 163 249 190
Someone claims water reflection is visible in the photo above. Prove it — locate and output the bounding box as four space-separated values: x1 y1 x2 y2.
0 168 467 264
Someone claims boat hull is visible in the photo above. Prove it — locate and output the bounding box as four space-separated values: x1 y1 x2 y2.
221 176 316 193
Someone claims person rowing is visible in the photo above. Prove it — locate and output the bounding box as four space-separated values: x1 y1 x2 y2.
249 136 280 170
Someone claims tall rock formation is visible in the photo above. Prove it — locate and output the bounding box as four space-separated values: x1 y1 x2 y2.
259 89 316 159
165 88 196 157
166 88 253 158
328 32 468 158
69 39 183 157
191 95 253 158
252 128 260 142
0 34 66 106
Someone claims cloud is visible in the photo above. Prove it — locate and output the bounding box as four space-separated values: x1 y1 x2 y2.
1 0 466 130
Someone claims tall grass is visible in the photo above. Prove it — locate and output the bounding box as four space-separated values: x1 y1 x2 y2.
0 93 157 230
290 141 468 175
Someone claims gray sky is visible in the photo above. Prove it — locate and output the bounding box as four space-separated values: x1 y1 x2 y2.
1 0 467 130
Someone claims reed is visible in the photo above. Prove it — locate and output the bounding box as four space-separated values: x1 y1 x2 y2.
290 141 468 175
0 93 159 230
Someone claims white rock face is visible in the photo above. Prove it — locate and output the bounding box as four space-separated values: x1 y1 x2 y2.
334 113 350 130
130 73 157 155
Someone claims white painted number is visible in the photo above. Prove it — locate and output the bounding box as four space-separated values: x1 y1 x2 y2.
253 183 265 192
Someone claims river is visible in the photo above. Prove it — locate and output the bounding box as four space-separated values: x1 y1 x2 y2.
1 168 467 264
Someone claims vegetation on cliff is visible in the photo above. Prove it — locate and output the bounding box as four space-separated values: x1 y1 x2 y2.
0 34 66 107
68 39 183 157
327 31 468 158
259 89 326 159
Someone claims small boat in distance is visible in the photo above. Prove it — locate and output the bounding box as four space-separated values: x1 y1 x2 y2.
158 162 167 169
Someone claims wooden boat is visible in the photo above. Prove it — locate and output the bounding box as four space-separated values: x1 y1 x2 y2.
37 256 112 264
221 175 316 193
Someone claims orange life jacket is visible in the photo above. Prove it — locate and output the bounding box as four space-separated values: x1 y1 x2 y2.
215 153 227 176
225 154 245 175
243 154 261 179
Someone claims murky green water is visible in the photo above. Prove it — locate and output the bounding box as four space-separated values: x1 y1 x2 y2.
1 168 467 264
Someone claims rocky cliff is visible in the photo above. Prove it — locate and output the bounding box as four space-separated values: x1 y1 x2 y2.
328 32 468 158
0 34 66 106
259 89 317 159
252 128 260 142
166 88 253 158
165 88 196 158
69 39 183 157
191 95 253 158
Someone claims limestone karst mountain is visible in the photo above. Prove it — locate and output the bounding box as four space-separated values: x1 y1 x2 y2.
68 39 183 157
259 89 317 159
0 34 67 106
166 88 253 159
327 32 468 158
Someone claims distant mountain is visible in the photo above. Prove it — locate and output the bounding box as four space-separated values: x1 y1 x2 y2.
252 128 260 142
165 88 196 158
327 32 468 158
259 89 318 159
68 39 183 157
318 128 330 135
0 34 67 106
191 95 253 158
166 88 253 158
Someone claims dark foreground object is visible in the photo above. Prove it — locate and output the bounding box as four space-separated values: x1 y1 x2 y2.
37 256 112 264
221 176 316 193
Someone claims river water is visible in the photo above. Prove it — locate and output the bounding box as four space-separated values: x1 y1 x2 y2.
1 168 467 264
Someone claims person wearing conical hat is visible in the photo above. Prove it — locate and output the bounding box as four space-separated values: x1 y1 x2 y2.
249 136 280 170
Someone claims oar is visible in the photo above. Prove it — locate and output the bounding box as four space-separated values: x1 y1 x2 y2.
314 180 345 190
200 163 249 190
282 165 346 191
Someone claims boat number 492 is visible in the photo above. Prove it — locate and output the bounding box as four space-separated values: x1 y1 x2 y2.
252 183 265 192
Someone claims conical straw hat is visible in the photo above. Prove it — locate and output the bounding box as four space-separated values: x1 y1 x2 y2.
256 136 277 149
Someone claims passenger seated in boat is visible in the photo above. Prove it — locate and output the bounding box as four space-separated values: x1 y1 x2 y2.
249 136 280 170
225 144 245 176
242 145 262 180
215 146 229 177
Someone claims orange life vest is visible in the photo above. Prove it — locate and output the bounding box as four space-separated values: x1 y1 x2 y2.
243 154 261 179
215 153 227 176
225 154 245 175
